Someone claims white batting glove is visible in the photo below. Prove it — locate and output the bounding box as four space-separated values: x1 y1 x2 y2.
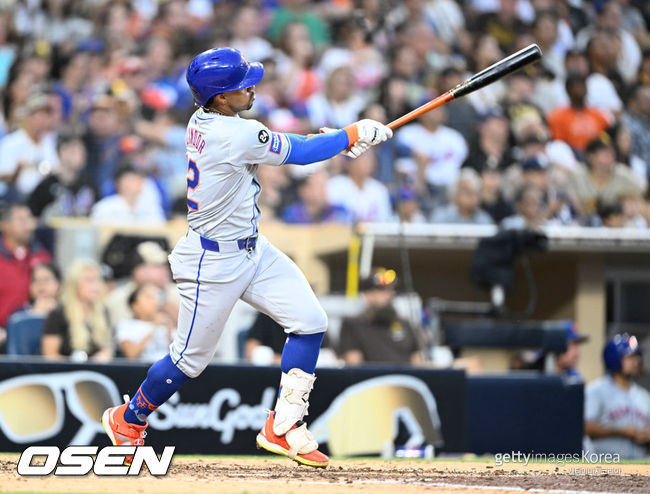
354 119 393 145
346 140 371 158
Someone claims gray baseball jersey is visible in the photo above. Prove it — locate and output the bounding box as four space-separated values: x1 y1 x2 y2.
185 107 291 240
167 109 327 378
585 375 650 459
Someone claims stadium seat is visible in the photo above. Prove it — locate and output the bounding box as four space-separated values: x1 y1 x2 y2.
6 312 46 355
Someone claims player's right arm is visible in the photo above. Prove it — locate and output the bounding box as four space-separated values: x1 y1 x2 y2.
229 119 392 166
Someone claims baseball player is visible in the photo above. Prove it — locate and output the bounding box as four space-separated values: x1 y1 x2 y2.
584 333 650 459
102 47 392 468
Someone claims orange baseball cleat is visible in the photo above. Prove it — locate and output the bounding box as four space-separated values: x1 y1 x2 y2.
256 412 329 468
102 395 148 465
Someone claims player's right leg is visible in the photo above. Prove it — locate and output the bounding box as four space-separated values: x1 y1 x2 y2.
103 232 255 461
241 236 329 467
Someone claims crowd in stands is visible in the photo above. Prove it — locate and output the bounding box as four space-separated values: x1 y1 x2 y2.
0 0 647 229
0 0 649 362
1 196 427 366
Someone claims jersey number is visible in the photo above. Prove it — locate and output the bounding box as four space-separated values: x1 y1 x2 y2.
187 158 199 211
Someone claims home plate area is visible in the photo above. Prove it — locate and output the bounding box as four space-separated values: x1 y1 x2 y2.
1 455 649 494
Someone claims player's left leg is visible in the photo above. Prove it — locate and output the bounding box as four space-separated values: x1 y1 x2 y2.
241 235 329 467
103 233 257 462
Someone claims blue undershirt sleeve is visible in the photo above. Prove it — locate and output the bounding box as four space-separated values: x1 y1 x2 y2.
283 130 350 165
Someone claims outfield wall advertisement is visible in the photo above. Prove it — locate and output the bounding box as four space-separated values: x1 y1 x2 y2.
0 361 466 456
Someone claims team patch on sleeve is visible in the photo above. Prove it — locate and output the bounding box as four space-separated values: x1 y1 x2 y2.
258 129 270 144
269 133 282 155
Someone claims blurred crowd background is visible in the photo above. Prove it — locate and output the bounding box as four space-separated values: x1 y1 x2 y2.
0 0 649 230
0 0 650 365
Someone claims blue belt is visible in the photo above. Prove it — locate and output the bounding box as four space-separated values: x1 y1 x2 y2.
199 235 257 252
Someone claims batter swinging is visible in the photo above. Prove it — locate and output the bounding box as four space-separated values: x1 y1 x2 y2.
102 47 392 468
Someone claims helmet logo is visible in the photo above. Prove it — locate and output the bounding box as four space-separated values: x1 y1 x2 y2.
241 54 249 67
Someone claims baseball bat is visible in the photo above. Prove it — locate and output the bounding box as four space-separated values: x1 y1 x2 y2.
387 44 543 130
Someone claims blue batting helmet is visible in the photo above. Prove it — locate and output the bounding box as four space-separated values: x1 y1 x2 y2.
603 333 641 372
186 47 264 107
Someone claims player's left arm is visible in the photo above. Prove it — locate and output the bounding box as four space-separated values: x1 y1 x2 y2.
230 119 391 167
284 119 393 165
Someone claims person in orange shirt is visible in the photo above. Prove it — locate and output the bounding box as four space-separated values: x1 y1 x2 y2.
547 73 610 153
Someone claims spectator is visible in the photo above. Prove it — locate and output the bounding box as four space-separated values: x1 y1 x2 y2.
597 201 626 228
105 241 177 330
570 135 644 217
0 202 51 332
506 156 578 225
575 1 641 85
9 262 60 319
268 0 330 48
319 16 386 91
479 169 514 223
393 183 427 224
532 10 566 79
612 123 647 190
463 111 515 174
338 268 423 366
553 323 589 381
620 192 649 229
585 334 650 460
436 67 478 142
28 134 96 220
134 110 188 203
327 150 392 223
397 103 468 209
229 6 274 62
622 85 650 174
501 184 547 230
431 169 493 225
256 163 290 222
90 164 166 226
42 259 112 361
281 169 352 224
0 94 58 197
306 65 365 129
278 22 321 109
547 74 610 153
585 30 624 118
475 0 529 53
116 283 174 362
6 263 60 355
82 95 124 197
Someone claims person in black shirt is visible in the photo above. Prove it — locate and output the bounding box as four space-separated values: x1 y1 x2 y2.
42 259 113 361
28 135 96 221
338 268 423 366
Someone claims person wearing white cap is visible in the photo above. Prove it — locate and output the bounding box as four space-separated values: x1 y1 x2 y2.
0 94 59 197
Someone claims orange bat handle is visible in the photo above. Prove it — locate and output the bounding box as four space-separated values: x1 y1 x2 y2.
387 92 455 130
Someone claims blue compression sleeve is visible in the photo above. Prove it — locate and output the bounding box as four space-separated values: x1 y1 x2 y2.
284 130 350 165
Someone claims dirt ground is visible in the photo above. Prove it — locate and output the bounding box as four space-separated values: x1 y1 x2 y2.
0 454 648 494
